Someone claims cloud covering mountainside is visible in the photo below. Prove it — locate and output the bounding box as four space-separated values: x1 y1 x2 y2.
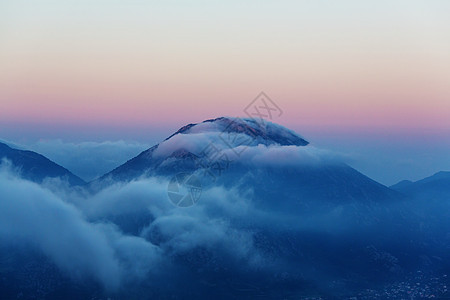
0 118 449 299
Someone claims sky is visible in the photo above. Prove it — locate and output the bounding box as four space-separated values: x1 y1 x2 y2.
0 0 449 185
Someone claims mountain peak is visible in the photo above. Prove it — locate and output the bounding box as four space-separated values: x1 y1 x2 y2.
95 117 309 185
165 116 308 147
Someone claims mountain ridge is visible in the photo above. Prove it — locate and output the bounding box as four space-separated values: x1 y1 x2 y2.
390 170 450 200
0 141 86 186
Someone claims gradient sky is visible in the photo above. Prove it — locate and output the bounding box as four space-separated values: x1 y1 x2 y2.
1 0 450 184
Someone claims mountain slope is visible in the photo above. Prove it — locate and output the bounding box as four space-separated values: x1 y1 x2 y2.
0 142 85 186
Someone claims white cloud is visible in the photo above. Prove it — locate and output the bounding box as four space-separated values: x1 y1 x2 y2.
0 173 121 290
0 165 266 291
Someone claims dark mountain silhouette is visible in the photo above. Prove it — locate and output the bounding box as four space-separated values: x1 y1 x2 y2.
0 141 85 186
391 171 450 201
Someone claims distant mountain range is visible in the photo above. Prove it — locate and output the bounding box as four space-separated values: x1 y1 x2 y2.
391 171 450 201
1 118 448 204
2 118 448 203
0 141 85 186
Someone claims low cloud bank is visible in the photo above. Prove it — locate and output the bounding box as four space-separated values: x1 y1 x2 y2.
0 171 122 290
0 154 449 298
0 161 264 292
